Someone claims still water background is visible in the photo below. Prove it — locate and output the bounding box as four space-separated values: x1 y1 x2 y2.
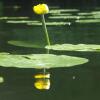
0 0 100 100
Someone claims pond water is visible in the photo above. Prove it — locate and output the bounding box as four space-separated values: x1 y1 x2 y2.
0 2 100 100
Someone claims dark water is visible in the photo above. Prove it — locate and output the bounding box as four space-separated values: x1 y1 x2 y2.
0 1 100 100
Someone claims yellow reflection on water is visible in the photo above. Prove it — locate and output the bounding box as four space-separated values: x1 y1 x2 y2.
34 73 50 78
34 73 50 90
34 78 50 90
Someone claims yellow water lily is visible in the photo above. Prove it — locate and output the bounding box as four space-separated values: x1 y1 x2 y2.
33 3 51 46
33 4 49 15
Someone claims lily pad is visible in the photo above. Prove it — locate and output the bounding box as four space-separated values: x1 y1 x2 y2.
91 11 100 14
78 12 92 16
6 20 69 26
48 16 76 19
49 9 79 14
0 53 88 69
48 16 93 20
75 19 100 23
8 40 45 48
27 22 70 26
0 16 29 20
6 20 70 26
6 20 39 24
50 13 72 16
45 44 100 52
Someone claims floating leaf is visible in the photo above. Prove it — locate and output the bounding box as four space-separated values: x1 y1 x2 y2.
75 19 100 23
0 16 29 20
48 16 77 19
78 12 92 16
6 20 69 26
45 44 100 52
6 20 39 24
49 9 79 14
27 22 70 26
91 11 100 14
0 53 88 69
50 13 72 16
93 14 100 19
48 15 93 20
8 40 45 48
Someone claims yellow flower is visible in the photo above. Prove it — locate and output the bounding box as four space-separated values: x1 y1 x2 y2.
33 4 49 15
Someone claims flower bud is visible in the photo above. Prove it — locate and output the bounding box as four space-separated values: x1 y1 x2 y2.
33 4 49 15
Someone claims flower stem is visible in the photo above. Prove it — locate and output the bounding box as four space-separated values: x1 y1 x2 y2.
41 15 50 75
41 14 50 46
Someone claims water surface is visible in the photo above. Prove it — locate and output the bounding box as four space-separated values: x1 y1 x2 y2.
0 3 100 100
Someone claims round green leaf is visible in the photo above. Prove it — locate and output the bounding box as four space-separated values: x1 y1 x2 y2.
0 53 88 69
45 44 100 52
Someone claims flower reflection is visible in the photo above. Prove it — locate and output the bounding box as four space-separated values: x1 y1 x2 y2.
34 73 50 90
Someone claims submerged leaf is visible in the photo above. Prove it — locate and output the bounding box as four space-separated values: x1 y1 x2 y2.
0 53 88 69
45 44 100 52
